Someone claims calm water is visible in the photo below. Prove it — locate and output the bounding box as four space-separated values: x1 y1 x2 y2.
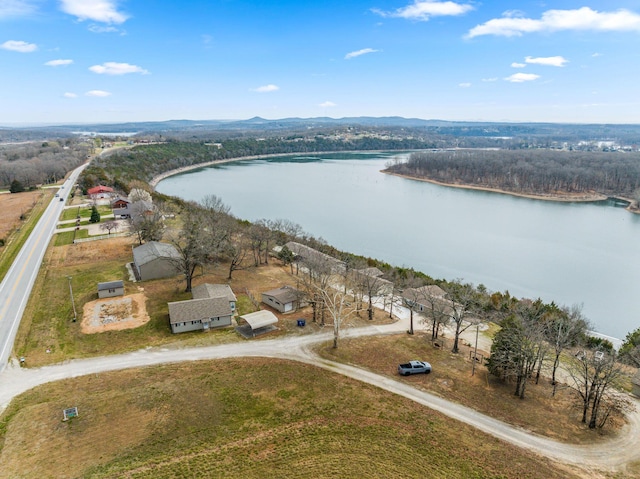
157 152 640 341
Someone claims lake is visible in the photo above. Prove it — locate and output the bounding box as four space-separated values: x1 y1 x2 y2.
156 152 640 342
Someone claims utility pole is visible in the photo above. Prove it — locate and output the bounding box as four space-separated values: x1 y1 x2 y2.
472 322 479 376
67 276 77 322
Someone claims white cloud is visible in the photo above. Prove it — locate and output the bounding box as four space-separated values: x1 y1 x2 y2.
345 48 380 60
592 52 603 57
525 55 568 67
481 77 498 82
319 101 336 108
63 92 78 98
251 84 279 93
0 0 37 18
373 1 473 21
459 82 471 88
511 62 526 68
60 0 128 24
45 59 73 67
1 40 37 52
88 24 120 33
89 62 149 75
505 73 540 83
85 90 111 97
467 7 640 38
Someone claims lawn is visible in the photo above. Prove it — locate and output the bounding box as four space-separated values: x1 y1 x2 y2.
14 237 315 366
0 359 579 479
60 204 112 221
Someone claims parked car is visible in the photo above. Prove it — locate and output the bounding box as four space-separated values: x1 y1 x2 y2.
398 360 432 376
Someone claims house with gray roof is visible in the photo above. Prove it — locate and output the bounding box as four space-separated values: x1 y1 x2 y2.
402 285 449 313
192 283 237 314
284 241 345 274
261 285 306 313
132 241 181 281
168 297 233 334
168 283 238 334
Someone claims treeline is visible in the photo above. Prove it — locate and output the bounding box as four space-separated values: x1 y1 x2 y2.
385 149 640 198
80 137 437 191
0 140 92 188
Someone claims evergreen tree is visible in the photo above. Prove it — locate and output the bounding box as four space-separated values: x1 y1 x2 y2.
9 179 25 193
89 205 101 224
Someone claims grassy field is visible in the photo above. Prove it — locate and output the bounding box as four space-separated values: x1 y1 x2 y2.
318 334 627 445
0 358 580 479
0 189 53 282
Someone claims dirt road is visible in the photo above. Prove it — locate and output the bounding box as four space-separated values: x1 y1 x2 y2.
1 317 639 476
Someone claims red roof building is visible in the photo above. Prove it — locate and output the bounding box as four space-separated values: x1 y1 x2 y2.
87 185 114 196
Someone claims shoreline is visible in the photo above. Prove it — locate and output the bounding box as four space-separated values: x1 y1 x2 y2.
149 151 637 213
382 170 619 203
149 150 386 188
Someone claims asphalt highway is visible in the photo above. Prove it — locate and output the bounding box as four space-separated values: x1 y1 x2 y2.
0 165 85 373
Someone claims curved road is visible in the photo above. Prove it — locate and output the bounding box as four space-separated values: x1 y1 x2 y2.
0 321 638 476
0 161 638 476
0 165 86 373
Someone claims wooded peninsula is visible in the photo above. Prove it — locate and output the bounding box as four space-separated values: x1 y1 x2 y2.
383 149 640 205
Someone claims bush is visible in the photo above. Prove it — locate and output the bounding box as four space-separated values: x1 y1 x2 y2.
9 179 25 193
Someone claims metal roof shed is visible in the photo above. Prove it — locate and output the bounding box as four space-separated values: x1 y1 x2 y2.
239 310 278 336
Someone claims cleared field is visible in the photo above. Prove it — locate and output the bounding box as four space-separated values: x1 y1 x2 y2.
319 334 627 445
0 358 578 479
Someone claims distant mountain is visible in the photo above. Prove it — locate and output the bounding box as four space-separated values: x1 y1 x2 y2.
2 117 640 143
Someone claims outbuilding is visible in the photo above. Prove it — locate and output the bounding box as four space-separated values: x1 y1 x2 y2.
97 280 124 298
261 285 305 313
132 241 181 281
238 310 278 337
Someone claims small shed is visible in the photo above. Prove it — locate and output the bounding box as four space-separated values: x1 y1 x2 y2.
97 280 124 298
261 285 305 313
239 310 278 336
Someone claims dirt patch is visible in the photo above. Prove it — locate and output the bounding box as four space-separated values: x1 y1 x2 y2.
0 190 45 238
81 293 150 334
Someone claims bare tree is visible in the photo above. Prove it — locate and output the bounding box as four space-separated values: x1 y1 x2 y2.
351 267 393 321
443 281 481 354
226 233 251 280
128 201 164 244
99 220 119 235
545 304 588 391
566 349 628 428
168 206 209 292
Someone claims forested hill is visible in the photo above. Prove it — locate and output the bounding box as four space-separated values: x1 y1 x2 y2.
384 149 640 200
80 137 435 192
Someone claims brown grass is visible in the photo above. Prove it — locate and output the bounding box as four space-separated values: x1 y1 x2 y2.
319 333 624 445
0 359 580 479
0 190 44 239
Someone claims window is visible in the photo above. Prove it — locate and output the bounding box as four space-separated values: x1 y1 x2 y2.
108 288 116 293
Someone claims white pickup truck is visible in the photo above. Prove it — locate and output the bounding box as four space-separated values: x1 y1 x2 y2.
398 360 432 376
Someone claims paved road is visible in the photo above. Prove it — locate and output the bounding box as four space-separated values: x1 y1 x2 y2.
0 320 638 475
0 165 86 373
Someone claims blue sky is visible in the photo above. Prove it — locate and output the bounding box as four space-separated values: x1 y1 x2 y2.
1 0 640 124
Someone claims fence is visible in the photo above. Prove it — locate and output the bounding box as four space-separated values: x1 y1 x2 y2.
73 232 129 243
